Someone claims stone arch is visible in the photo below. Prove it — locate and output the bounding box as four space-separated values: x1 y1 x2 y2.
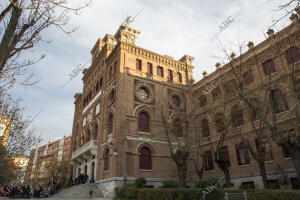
133 105 154 119
136 142 155 155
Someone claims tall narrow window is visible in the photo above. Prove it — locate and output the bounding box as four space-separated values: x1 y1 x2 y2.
212 87 221 101
220 146 231 167
177 72 182 83
96 82 99 91
157 66 164 77
270 89 289 114
109 66 113 77
255 138 273 161
147 62 153 75
262 59 276 76
203 151 214 171
249 98 260 121
243 70 255 85
168 69 173 81
174 118 183 137
236 143 250 166
114 61 117 74
138 112 150 132
99 77 103 88
285 47 300 65
281 146 290 158
108 114 113 134
215 113 224 133
139 147 152 170
136 59 142 71
104 148 110 171
231 104 243 127
201 119 210 137
199 95 207 107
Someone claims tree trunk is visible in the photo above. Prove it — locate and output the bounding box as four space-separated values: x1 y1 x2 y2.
258 162 269 189
223 167 231 188
177 164 187 187
193 160 204 179
290 149 300 184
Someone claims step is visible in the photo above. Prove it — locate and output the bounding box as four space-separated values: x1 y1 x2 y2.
51 183 103 199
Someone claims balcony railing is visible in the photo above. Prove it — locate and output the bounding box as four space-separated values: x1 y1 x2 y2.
71 140 98 161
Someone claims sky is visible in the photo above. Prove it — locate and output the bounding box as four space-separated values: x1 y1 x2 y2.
8 0 294 146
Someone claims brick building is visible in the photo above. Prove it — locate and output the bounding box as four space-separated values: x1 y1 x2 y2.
25 136 72 186
70 14 300 197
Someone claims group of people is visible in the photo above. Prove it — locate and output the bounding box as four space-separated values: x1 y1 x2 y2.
1 185 46 198
1 183 63 198
70 174 90 185
68 173 95 186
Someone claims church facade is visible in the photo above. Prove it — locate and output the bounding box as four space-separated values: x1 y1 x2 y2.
70 15 300 197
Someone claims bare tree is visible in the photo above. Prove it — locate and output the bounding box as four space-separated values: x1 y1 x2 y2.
41 159 71 189
191 120 204 179
270 2 300 27
216 18 300 184
0 89 41 185
204 79 235 188
158 86 201 187
0 0 92 88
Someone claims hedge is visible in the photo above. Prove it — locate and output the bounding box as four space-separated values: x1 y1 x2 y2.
115 187 300 200
115 187 224 200
224 189 300 200
246 190 300 200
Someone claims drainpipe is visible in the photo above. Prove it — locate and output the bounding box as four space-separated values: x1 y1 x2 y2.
123 136 127 185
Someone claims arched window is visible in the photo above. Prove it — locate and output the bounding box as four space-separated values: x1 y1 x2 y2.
171 95 180 107
201 119 210 137
93 124 98 140
235 142 250 166
139 147 152 170
270 89 289 114
138 112 150 132
108 114 113 134
104 148 110 171
86 130 91 142
174 118 183 137
175 150 183 162
109 66 113 77
215 113 224 133
231 104 243 127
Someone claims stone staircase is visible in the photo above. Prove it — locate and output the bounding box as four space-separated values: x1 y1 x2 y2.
51 183 103 199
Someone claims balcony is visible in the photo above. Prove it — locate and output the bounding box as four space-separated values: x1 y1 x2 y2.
71 140 98 163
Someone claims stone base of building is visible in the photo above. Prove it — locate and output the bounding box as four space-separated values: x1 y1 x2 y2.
96 169 298 198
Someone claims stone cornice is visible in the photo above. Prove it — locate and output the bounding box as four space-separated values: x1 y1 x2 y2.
119 42 194 71
192 21 300 90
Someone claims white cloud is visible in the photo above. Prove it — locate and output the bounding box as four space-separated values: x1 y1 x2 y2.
9 0 293 145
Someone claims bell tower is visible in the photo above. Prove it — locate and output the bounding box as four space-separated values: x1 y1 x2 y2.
114 23 141 45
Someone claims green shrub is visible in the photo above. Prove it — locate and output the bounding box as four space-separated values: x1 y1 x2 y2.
224 189 300 200
134 177 147 188
161 180 179 188
196 177 220 188
115 186 138 199
115 187 224 200
123 183 135 187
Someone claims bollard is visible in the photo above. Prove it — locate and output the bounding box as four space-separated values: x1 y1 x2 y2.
89 190 93 199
